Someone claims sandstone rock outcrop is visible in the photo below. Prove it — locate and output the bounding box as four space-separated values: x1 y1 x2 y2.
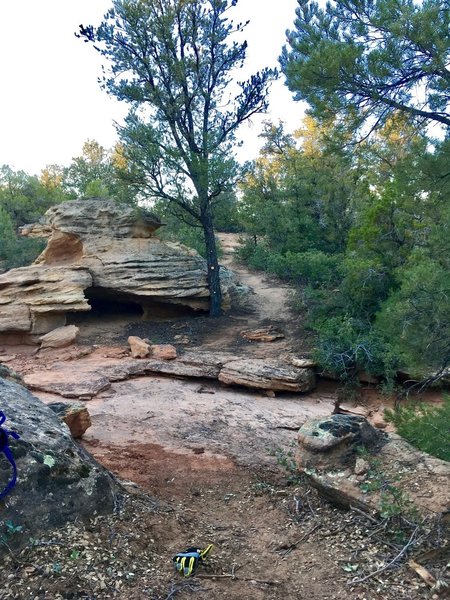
22 350 316 398
0 266 92 340
240 327 285 342
296 414 450 516
0 198 244 342
0 378 120 551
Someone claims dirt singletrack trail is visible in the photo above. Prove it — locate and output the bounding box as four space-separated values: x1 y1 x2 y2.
218 232 295 325
210 232 307 355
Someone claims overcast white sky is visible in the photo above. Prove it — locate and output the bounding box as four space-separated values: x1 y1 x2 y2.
0 0 304 175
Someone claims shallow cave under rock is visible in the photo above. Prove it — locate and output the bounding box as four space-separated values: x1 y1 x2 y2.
67 286 207 324
64 285 209 346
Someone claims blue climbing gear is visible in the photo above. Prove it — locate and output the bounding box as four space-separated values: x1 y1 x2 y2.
173 544 213 577
0 411 19 500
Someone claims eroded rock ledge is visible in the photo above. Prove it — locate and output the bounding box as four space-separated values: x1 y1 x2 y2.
23 349 317 397
0 198 244 342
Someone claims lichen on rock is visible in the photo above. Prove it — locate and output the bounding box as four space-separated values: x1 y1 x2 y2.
0 378 120 551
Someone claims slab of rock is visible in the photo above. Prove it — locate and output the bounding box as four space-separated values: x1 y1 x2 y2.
128 335 151 358
24 369 111 399
0 354 16 363
22 357 154 399
240 327 285 342
0 378 120 552
150 344 177 360
144 351 239 379
47 402 92 438
218 358 316 392
337 403 369 417
20 351 318 401
296 415 450 517
39 325 79 349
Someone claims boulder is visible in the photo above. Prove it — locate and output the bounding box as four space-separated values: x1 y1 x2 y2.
0 378 120 551
128 335 151 358
47 402 92 438
218 358 316 392
0 199 247 341
297 414 379 458
39 325 79 349
296 415 450 516
150 344 177 360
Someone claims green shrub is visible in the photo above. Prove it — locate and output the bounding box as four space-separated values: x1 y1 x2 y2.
376 258 450 378
282 250 341 286
340 254 393 319
238 242 341 288
385 395 450 461
247 243 271 271
0 210 45 272
313 316 397 383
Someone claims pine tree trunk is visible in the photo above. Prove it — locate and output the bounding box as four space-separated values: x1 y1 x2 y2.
201 209 222 317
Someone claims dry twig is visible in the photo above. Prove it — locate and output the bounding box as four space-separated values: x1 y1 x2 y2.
349 504 380 525
164 580 202 600
276 523 322 557
350 525 420 585
196 573 280 586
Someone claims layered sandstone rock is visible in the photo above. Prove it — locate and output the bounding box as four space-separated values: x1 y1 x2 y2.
22 350 316 398
0 266 92 337
218 358 316 392
0 198 243 341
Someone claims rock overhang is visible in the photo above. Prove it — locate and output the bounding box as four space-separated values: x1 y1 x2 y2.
1 198 241 342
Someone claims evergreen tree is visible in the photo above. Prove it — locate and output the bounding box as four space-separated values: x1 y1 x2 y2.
78 0 274 316
281 0 450 132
